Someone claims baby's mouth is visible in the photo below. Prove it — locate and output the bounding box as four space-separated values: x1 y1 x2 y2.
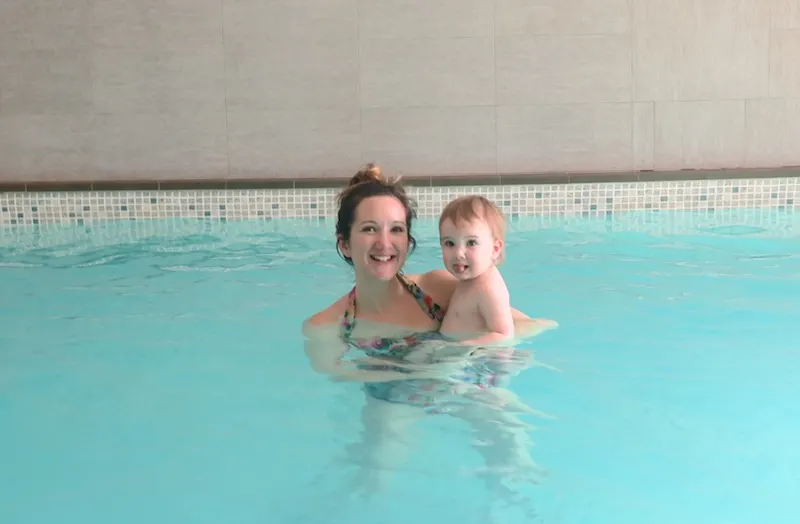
452 263 468 274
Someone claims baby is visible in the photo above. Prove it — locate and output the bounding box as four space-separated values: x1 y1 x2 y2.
438 194 514 347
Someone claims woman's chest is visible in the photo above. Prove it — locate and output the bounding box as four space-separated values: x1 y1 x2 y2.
352 298 438 337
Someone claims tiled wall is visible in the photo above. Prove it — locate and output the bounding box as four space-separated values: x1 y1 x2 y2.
1 177 797 226
1 0 799 183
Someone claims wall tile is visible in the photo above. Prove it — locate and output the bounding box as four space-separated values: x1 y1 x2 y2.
91 0 225 115
633 0 771 100
0 0 92 50
772 0 800 28
746 98 800 167
769 29 800 97
89 113 229 178
361 107 496 176
0 115 93 180
222 0 358 42
225 35 360 111
0 48 93 116
358 0 493 38
360 37 494 108
496 35 631 105
3 178 799 227
0 1 92 115
1 0 799 183
227 109 361 178
497 103 632 173
654 101 746 170
222 0 359 111
495 0 630 35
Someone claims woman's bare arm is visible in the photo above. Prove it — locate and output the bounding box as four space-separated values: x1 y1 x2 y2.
301 309 456 383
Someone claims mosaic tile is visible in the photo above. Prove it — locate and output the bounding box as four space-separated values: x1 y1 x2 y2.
0 178 797 227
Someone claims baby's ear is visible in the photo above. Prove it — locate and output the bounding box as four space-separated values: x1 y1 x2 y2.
493 238 504 255
493 239 506 265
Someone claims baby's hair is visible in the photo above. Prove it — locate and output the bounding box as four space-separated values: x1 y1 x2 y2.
334 163 417 265
439 195 506 264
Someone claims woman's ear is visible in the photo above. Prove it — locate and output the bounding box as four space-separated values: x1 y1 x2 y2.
337 235 351 258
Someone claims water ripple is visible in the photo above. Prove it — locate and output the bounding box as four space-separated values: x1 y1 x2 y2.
0 228 338 274
0 262 43 268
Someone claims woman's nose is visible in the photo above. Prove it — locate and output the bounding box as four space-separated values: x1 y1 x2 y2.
376 228 391 246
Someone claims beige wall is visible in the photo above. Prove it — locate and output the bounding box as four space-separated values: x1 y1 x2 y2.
1 0 799 183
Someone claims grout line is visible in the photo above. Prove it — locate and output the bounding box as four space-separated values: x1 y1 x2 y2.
219 0 232 180
492 0 499 176
767 6 773 97
743 99 750 167
651 101 656 170
629 0 635 171
354 0 365 167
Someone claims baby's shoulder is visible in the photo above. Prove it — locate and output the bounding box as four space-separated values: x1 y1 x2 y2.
478 268 510 295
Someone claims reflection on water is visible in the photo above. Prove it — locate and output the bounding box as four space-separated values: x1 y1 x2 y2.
301 338 558 523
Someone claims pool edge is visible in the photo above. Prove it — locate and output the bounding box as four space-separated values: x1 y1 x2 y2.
1 166 799 193
1 171 798 226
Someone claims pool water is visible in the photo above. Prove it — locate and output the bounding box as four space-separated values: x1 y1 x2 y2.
2 209 799 524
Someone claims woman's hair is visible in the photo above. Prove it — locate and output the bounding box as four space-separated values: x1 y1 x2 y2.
335 163 417 265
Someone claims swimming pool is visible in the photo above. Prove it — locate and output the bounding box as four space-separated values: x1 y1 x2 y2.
2 207 799 523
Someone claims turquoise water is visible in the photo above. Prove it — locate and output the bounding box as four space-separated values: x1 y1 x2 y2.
2 209 799 524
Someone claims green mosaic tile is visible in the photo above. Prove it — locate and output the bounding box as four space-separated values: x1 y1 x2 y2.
0 177 797 226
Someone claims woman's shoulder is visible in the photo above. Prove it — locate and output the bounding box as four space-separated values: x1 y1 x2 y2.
302 293 349 336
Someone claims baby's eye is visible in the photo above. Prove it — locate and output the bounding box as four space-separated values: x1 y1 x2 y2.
443 240 454 247
467 239 478 246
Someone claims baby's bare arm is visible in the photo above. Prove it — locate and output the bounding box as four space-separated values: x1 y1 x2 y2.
460 278 514 346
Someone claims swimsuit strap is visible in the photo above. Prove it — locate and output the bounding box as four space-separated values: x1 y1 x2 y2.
340 273 445 340
396 272 446 323
340 287 357 339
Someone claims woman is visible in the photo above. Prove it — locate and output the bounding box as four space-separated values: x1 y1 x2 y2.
302 164 556 497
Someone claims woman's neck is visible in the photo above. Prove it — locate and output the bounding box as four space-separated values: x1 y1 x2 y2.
353 273 405 315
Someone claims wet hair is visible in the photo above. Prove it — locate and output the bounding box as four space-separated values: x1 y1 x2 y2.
438 195 506 265
335 163 417 265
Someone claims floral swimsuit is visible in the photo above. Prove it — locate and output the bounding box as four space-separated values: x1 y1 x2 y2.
339 273 499 408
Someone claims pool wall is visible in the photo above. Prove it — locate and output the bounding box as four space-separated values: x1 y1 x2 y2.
1 2 799 185
1 170 797 226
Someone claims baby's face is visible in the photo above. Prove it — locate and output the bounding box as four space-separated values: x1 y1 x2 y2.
439 217 502 281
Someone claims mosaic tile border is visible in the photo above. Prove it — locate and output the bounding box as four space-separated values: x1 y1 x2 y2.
0 177 797 227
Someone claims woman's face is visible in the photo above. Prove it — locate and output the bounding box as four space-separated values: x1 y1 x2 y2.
339 195 410 281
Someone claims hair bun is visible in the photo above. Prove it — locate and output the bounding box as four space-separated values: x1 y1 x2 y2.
349 163 384 186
